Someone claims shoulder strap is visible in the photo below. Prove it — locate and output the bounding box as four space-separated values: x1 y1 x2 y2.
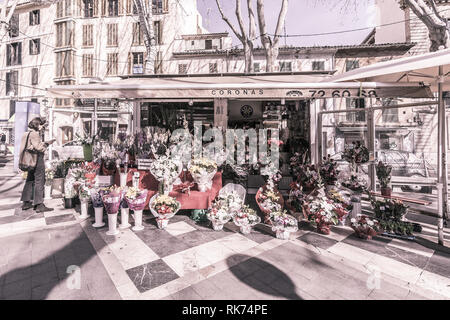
24 132 31 150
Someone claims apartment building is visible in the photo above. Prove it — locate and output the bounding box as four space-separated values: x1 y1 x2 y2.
0 0 207 145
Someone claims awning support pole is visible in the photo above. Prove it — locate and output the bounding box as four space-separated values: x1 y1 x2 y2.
438 65 445 246
93 98 98 136
48 106 54 161
367 99 376 192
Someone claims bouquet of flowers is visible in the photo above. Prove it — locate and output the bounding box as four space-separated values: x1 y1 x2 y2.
303 189 348 234
233 205 261 231
207 207 232 230
81 162 99 185
151 194 180 216
295 164 322 192
340 172 368 193
343 141 369 166
78 184 91 203
287 182 307 214
350 215 380 240
150 155 182 193
64 177 77 198
256 178 284 224
289 152 308 177
319 156 340 186
90 188 106 208
214 189 243 214
189 157 218 192
269 210 298 231
376 161 392 189
124 187 148 211
102 186 123 215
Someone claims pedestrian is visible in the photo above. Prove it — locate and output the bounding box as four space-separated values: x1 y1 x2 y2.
20 117 56 212
0 132 6 155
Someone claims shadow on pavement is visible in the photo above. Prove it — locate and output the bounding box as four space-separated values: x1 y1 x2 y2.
0 226 108 300
226 254 303 300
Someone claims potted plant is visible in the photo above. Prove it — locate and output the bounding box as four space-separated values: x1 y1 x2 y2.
343 141 370 173
125 187 149 231
207 207 232 231
91 188 105 228
75 133 97 162
63 178 77 209
102 186 122 236
376 161 393 197
149 155 182 194
188 157 218 192
269 210 298 240
150 194 181 229
232 205 261 234
350 214 381 240
319 156 340 189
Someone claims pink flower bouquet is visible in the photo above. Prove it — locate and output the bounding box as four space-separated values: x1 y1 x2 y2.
124 187 148 211
102 186 122 214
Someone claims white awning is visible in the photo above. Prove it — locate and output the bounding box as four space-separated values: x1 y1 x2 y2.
327 48 450 91
47 74 433 99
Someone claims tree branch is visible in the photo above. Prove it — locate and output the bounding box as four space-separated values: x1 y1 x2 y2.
256 0 270 49
427 0 446 23
247 0 256 41
273 0 288 47
235 0 248 42
215 0 244 42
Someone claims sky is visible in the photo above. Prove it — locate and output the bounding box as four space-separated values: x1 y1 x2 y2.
196 0 376 47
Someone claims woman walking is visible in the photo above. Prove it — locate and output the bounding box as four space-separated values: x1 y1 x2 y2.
20 117 55 212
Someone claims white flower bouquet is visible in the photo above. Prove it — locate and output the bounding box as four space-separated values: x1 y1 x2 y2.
149 155 182 194
189 158 218 192
233 205 261 234
149 193 181 229
269 210 298 240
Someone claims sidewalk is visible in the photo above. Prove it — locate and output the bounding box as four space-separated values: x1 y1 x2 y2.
1 155 450 300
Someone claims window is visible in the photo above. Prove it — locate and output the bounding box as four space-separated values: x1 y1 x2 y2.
6 71 18 96
312 60 325 71
29 10 40 26
154 20 162 45
382 99 399 123
31 68 39 85
6 42 22 66
56 0 72 18
253 62 260 73
346 59 359 72
108 0 119 16
82 24 93 46
126 0 137 14
55 80 73 106
107 23 118 46
56 21 74 47
82 54 94 76
132 22 143 45
152 0 167 14
106 53 118 75
209 62 218 74
131 52 144 74
56 50 74 77
83 0 94 17
279 61 292 72
29 39 40 55
9 14 19 37
346 98 365 122
178 63 187 74
205 39 212 50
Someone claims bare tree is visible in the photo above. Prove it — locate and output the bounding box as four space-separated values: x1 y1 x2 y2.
399 0 449 52
256 0 288 72
0 0 19 37
134 0 156 74
215 0 257 73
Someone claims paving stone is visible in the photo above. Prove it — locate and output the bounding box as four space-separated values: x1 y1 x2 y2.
298 232 339 250
45 214 76 225
241 228 275 244
126 259 179 293
31 259 57 276
1 277 32 299
31 280 60 300
4 266 31 285
170 286 203 300
32 271 60 289
341 233 392 254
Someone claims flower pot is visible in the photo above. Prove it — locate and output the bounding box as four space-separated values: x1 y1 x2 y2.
44 185 52 200
211 219 225 231
64 197 75 209
93 207 105 228
120 173 128 188
120 208 131 229
239 225 252 235
80 201 89 219
317 223 331 235
132 209 144 231
275 229 291 240
106 213 120 236
83 144 93 162
380 187 392 197
156 217 169 229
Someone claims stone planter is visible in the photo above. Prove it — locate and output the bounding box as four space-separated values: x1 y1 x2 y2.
44 184 52 200
132 209 144 231
80 201 89 219
120 208 131 229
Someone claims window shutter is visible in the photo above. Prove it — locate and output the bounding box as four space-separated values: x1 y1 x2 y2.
118 0 123 14
101 0 106 16
6 44 11 66
128 52 132 74
29 12 32 25
32 68 38 85
18 43 22 65
93 0 98 16
163 0 168 12
29 40 32 55
36 39 40 54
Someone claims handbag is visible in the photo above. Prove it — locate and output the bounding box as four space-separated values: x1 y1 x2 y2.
19 132 37 171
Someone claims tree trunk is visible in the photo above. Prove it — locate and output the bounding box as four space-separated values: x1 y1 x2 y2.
134 0 156 74
402 0 450 52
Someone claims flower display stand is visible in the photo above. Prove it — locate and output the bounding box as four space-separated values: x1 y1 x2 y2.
93 207 105 228
120 173 128 188
106 213 120 236
120 208 131 229
44 185 52 200
80 201 89 220
132 210 144 231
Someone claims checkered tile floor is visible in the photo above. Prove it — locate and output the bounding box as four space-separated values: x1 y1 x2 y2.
87 209 450 296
